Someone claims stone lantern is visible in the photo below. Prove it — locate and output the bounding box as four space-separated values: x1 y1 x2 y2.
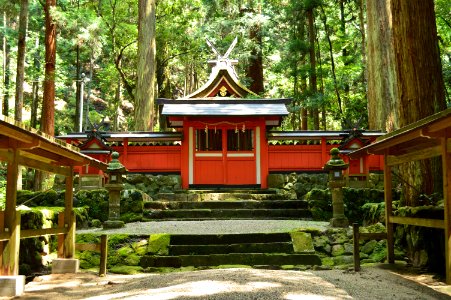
324 148 349 228
103 152 127 229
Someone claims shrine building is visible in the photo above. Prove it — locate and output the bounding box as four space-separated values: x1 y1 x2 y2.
59 40 383 189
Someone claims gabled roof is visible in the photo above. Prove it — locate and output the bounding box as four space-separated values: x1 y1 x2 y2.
349 107 451 162
0 115 107 175
183 62 257 99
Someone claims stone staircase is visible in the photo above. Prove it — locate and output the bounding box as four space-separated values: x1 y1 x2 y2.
143 189 312 221
139 232 321 269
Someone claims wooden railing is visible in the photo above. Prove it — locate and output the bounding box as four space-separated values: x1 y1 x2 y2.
352 223 387 272
0 211 108 276
75 235 108 276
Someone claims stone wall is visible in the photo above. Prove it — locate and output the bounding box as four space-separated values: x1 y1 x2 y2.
309 223 404 267
124 174 182 197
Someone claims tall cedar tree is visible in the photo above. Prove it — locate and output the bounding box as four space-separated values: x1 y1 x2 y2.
15 0 29 122
135 0 156 131
42 0 56 136
367 0 446 205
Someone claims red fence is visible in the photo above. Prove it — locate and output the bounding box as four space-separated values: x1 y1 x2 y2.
268 144 335 171
112 145 182 173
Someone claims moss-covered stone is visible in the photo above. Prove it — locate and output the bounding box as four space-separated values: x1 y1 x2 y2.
369 240 387 262
331 244 345 257
290 232 315 253
109 265 143 274
132 240 148 256
147 234 170 255
321 257 334 267
267 174 285 189
361 240 378 254
125 253 141 266
333 255 354 265
77 250 101 269
117 246 134 257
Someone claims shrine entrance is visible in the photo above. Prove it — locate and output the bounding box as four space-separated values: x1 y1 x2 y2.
190 122 261 187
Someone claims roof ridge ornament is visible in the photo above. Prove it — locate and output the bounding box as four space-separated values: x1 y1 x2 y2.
206 37 239 80
206 37 238 61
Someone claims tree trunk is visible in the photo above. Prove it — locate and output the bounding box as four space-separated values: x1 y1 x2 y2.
366 0 398 132
135 0 156 131
307 8 319 130
41 0 56 136
31 36 40 128
74 0 81 131
358 0 367 86
75 45 81 132
246 5 264 95
2 12 10 117
391 0 446 205
320 5 342 116
15 0 29 123
367 0 447 206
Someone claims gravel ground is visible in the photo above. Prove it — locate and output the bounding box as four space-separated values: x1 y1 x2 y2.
77 220 330 235
13 220 449 299
13 265 451 299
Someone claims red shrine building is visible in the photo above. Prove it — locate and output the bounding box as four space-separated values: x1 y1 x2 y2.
59 40 383 189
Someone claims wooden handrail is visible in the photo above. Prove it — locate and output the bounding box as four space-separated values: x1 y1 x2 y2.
21 227 68 239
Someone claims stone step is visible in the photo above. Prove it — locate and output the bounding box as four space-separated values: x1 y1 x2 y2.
155 192 286 202
144 200 308 210
140 253 321 268
169 242 294 255
143 208 312 220
170 233 291 245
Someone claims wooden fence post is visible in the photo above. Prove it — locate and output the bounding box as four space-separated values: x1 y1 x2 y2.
353 223 360 272
99 235 108 276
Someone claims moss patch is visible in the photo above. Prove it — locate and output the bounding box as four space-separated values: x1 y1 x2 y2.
290 232 314 253
109 265 144 275
147 234 170 255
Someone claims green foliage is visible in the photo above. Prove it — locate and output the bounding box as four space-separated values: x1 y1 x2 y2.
74 189 109 222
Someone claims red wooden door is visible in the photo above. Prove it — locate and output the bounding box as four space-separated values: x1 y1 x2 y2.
193 127 256 185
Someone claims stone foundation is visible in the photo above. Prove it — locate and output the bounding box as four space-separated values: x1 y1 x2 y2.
52 258 80 274
0 275 25 297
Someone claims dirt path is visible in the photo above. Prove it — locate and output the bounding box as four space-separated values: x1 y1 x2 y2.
9 265 451 300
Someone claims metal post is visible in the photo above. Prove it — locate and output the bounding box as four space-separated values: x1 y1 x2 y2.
79 73 85 132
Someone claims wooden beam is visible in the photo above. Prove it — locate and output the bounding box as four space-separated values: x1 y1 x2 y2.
22 148 62 163
369 130 425 154
39 142 85 164
442 132 451 284
384 154 395 264
0 124 33 143
389 216 445 229
2 149 20 275
424 117 451 134
359 232 387 240
16 154 71 176
386 145 442 166
0 149 13 163
75 243 101 252
21 227 68 239
64 169 75 258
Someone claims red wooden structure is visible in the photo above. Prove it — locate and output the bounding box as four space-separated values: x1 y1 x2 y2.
59 41 383 188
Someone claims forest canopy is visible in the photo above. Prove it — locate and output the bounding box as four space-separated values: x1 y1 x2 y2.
0 0 450 134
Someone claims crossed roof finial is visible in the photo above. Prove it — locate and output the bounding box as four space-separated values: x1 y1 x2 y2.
206 37 238 61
